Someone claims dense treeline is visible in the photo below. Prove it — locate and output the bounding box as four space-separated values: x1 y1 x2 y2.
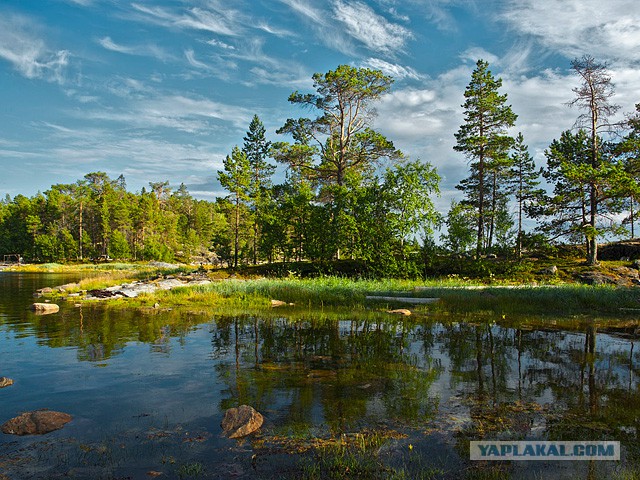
0 173 226 264
1 58 639 274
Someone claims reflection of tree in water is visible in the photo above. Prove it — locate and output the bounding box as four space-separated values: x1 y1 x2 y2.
439 317 640 473
22 305 207 363
212 314 443 435
150 325 172 355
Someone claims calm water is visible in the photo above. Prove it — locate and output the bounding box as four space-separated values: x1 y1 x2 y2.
1 272 639 479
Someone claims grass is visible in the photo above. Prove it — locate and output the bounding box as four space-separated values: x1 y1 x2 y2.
137 276 640 316
15 258 640 316
177 462 205 478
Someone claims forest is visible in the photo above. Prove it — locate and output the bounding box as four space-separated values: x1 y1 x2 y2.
1 57 639 277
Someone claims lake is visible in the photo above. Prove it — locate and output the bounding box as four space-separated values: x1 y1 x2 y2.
0 272 638 479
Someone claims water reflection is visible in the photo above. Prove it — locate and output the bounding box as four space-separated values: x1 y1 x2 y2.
212 315 442 436
1 273 640 478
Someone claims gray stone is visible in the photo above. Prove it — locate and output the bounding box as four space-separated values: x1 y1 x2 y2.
2 410 73 435
30 303 60 314
221 405 263 439
0 377 14 388
578 272 616 286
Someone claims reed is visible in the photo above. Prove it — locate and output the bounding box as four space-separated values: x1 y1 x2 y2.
145 278 639 315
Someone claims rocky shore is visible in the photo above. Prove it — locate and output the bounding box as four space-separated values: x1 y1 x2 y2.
37 272 213 302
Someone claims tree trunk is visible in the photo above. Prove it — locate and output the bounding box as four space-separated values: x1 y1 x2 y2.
477 154 485 258
517 168 524 258
252 219 258 265
234 194 240 268
631 196 635 239
79 200 83 260
586 183 598 266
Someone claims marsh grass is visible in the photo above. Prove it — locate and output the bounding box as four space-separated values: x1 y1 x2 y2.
143 277 639 316
298 430 403 479
28 261 639 316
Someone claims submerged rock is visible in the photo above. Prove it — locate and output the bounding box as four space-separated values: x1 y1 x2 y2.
221 405 263 439
30 303 59 314
1 410 73 435
270 299 293 307
0 377 14 388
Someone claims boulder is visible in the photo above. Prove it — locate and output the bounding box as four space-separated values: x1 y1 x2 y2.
387 309 412 316
0 377 13 388
30 303 60 314
578 272 616 286
221 405 263 439
1 410 73 435
270 299 293 307
539 265 558 275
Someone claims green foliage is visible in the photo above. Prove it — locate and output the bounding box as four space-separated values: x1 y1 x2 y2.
508 132 542 256
454 59 517 256
108 229 130 260
274 65 405 262
218 146 252 268
535 129 629 262
0 172 223 264
444 201 476 254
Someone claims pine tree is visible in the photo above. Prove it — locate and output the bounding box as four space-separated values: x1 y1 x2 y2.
454 59 517 257
242 115 275 264
568 55 619 264
508 133 542 257
217 146 251 268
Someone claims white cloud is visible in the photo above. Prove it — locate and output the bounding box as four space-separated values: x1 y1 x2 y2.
13 122 229 194
207 38 235 50
78 94 252 133
185 49 212 71
363 58 424 80
99 36 132 54
333 0 413 55
0 13 70 83
98 36 172 61
278 0 328 27
131 3 239 36
501 0 640 63
459 47 498 65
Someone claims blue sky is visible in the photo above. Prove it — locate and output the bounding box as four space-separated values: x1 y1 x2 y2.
1 0 639 213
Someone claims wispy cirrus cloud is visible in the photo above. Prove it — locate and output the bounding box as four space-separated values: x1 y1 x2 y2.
14 122 228 192
501 0 640 63
279 0 413 56
0 13 70 83
363 58 423 80
65 0 93 6
79 94 253 133
278 0 328 27
333 0 413 55
97 36 171 61
130 3 240 36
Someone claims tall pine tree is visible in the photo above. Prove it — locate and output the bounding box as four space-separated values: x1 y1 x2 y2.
508 132 542 257
217 146 251 268
454 59 517 256
242 115 275 264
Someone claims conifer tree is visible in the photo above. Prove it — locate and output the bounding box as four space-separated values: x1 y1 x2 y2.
508 133 542 257
242 115 275 264
568 55 619 264
218 146 251 268
454 59 517 256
